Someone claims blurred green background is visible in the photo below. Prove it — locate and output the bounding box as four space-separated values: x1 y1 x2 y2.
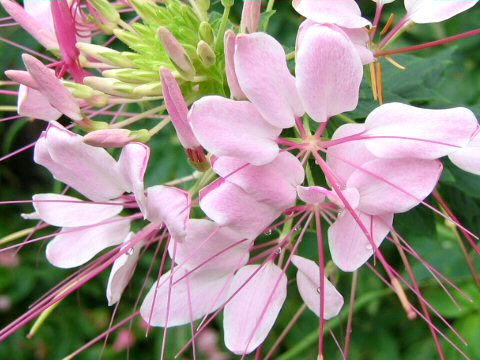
1 1 480 359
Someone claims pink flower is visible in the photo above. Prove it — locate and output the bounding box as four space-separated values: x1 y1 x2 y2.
0 0 59 50
6 54 83 122
25 122 150 268
191 29 363 165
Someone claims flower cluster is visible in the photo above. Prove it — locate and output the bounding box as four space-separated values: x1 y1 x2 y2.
0 0 479 358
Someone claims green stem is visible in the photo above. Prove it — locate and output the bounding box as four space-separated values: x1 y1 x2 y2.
276 288 391 360
335 113 356 124
215 2 232 52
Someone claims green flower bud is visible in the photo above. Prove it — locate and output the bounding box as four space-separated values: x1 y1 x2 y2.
63 81 96 99
76 43 136 68
221 0 234 8
133 82 163 97
130 129 152 143
89 0 120 23
199 21 214 45
197 40 216 67
83 77 141 98
102 69 159 84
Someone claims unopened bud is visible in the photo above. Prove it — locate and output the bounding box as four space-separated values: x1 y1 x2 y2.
187 147 210 172
89 0 120 23
129 0 159 23
84 128 133 148
197 41 216 67
157 26 196 81
221 0 234 8
224 30 247 100
160 67 200 149
83 77 140 98
241 0 262 33
133 82 163 97
89 16 118 35
87 94 110 107
113 29 143 49
76 43 136 68
199 21 214 46
63 81 96 99
197 0 210 12
102 69 159 84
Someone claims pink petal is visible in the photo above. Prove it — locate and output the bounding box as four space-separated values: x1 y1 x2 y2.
291 255 343 319
240 0 261 33
326 187 361 209
297 20 374 65
4 70 38 89
297 185 328 205
296 24 363 123
22 54 82 121
146 185 191 241
160 67 200 149
449 130 480 175
224 30 246 100
23 0 55 34
199 181 280 240
34 123 127 201
326 123 376 185
17 85 61 121
32 193 122 227
189 96 282 166
223 263 287 354
140 268 232 327
0 0 58 50
168 219 250 273
347 158 442 215
328 211 393 272
107 233 142 305
341 27 375 65
234 32 303 128
46 218 130 268
118 142 150 216
405 0 477 24
364 103 478 159
212 152 305 210
292 0 371 28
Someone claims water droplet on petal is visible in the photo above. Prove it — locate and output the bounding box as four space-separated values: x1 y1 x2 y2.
316 287 321 294
264 229 272 236
365 244 373 251
127 248 134 255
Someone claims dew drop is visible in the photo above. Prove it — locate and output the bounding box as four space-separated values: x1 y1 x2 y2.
264 229 272 236
293 226 300 232
365 244 373 251
127 248 134 255
316 287 321 294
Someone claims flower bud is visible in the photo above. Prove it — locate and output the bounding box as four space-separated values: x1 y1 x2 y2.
63 81 97 99
84 128 133 148
129 0 160 23
76 43 136 68
113 29 143 49
197 0 210 13
133 82 163 97
89 0 120 24
102 69 159 84
241 0 262 33
157 26 196 81
221 0 234 8
197 41 216 67
199 21 215 45
83 77 140 98
160 67 200 149
224 30 247 100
